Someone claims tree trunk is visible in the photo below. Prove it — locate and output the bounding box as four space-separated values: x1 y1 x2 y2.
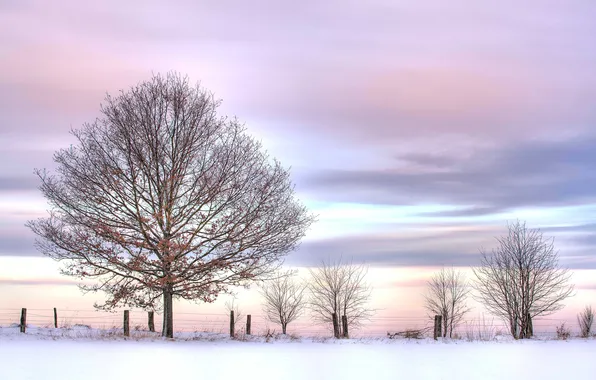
148 311 155 332
510 316 519 339
332 313 340 338
282 323 287 335
163 289 174 338
443 313 448 337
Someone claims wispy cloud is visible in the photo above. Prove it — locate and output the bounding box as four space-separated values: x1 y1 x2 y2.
301 136 596 213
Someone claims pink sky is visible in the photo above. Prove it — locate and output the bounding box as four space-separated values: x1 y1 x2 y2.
2 0 596 334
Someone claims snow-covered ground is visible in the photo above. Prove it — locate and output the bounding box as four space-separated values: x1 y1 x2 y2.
1 326 595 380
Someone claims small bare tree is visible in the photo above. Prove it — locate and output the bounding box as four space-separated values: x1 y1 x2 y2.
473 220 574 339
308 258 374 337
26 72 315 338
225 298 243 329
260 270 306 334
424 267 470 338
577 305 594 338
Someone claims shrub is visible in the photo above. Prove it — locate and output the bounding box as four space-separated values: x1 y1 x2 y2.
556 322 571 340
577 306 594 338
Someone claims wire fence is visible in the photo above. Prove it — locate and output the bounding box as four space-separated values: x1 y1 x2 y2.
0 308 581 339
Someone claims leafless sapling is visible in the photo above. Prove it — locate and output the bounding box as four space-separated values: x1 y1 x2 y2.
259 270 307 334
424 267 470 338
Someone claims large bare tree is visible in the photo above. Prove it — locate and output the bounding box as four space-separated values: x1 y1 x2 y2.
424 267 470 338
27 72 315 338
308 258 374 337
473 221 574 339
259 270 306 334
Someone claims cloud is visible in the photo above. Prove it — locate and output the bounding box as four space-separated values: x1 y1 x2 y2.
0 278 77 286
301 135 596 214
417 207 505 218
286 220 596 270
0 228 38 257
542 223 596 234
0 177 39 192
287 226 497 268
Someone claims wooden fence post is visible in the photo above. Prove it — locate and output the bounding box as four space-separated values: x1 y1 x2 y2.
148 311 155 332
53 307 58 328
123 310 130 337
20 308 27 333
229 310 235 338
332 313 339 338
433 315 442 340
342 315 349 338
246 315 251 335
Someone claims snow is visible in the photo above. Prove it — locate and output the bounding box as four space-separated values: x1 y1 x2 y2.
1 326 595 380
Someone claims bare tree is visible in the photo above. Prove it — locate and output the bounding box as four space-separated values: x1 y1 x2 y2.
308 258 374 337
424 267 470 338
259 270 306 334
26 72 315 338
473 220 574 339
577 305 594 338
225 298 243 329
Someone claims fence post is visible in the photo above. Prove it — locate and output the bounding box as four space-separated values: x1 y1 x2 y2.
246 315 251 335
53 307 58 328
332 313 339 338
433 315 442 340
229 310 235 338
342 315 349 338
123 310 130 337
148 311 155 332
20 308 27 333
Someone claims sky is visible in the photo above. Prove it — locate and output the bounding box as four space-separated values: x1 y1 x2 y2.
1 0 596 331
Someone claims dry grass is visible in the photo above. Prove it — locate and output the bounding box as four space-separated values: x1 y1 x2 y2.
556 323 571 340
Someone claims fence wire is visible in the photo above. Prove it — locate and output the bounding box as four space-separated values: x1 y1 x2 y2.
0 308 581 338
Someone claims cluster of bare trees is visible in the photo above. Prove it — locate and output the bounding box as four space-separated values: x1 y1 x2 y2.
423 220 576 340
27 72 315 338
259 258 374 336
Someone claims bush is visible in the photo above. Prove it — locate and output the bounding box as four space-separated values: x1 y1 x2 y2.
556 322 571 340
577 305 594 338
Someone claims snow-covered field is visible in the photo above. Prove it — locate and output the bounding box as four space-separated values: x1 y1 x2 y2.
1 326 595 380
